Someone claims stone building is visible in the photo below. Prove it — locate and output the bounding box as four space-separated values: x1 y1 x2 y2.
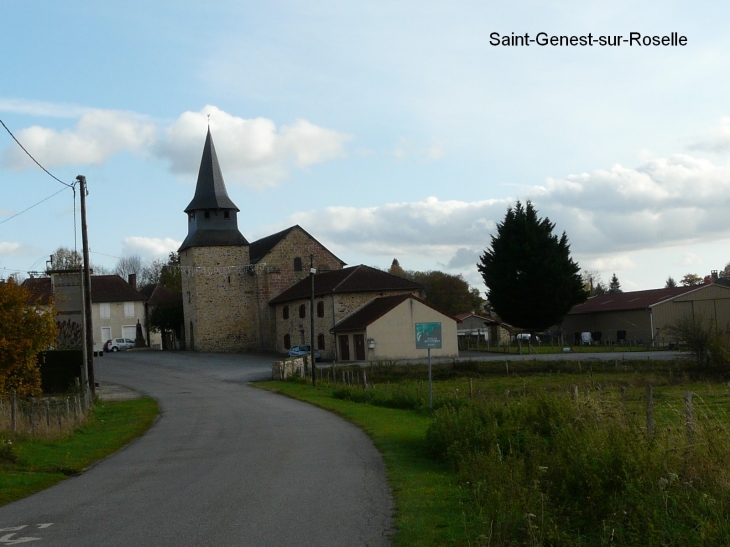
179 129 344 352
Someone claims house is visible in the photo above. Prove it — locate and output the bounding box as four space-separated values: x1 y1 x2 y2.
455 312 511 347
562 283 730 346
269 265 424 360
330 294 459 361
22 273 147 352
178 129 346 352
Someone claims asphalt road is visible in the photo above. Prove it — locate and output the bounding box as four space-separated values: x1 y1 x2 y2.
0 351 393 546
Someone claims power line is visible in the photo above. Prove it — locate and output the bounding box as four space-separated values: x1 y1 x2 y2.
0 119 73 188
0 186 70 226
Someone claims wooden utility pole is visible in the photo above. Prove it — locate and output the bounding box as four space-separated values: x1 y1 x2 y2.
310 254 316 386
76 175 95 394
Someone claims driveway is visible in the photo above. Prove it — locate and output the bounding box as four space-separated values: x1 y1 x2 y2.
0 351 393 546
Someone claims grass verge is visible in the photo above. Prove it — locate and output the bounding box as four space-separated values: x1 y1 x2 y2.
256 381 476 546
0 398 158 507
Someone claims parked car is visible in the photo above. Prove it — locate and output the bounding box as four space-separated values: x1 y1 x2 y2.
288 345 321 361
516 333 540 343
108 338 135 352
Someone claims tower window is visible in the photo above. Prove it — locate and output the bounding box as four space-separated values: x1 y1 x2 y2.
283 306 289 320
317 301 324 318
299 304 306 318
188 212 194 221
204 211 210 219
293 257 302 271
224 211 230 219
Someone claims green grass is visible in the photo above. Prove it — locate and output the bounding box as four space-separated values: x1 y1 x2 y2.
256 381 475 546
0 398 159 507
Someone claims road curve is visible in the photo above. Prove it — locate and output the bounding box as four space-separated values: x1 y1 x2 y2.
0 351 393 547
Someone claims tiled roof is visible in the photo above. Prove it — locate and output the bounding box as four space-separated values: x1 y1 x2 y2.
331 294 454 333
139 283 181 306
91 275 146 302
22 277 53 305
269 264 423 304
22 274 145 304
568 286 700 314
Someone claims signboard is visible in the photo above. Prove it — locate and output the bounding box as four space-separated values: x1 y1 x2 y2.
415 322 442 349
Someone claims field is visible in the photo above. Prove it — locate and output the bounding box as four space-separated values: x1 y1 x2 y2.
261 358 730 546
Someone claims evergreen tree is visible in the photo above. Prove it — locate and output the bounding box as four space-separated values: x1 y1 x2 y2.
665 276 677 288
608 273 622 293
477 201 586 330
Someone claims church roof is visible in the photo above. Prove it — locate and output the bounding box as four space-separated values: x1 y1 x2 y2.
269 264 423 304
184 129 239 213
249 225 345 265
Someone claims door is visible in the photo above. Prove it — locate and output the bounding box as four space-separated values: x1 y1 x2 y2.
338 335 350 361
122 325 136 340
101 326 111 344
353 334 365 361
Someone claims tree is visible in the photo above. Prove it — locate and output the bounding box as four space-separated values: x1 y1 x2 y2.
0 280 58 396
721 262 730 278
608 273 622 294
140 259 166 286
477 201 586 330
410 270 484 316
159 253 181 293
47 247 82 271
665 276 677 288
114 254 143 280
681 273 703 287
582 270 607 296
388 258 406 278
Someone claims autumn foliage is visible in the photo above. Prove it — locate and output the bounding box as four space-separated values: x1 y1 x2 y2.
0 280 58 396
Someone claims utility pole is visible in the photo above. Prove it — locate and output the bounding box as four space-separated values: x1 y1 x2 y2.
76 175 95 394
310 254 316 386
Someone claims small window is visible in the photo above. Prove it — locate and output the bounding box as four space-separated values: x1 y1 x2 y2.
224 211 230 219
293 257 302 271
317 301 324 318
204 211 210 219
123 301 135 318
99 303 110 319
283 306 289 320
299 304 306 318
188 212 194 221
284 334 291 350
317 333 325 350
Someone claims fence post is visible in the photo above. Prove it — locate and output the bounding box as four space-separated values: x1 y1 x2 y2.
685 391 694 442
505 361 509 374
646 385 654 439
29 397 35 431
45 400 51 428
505 389 510 406
571 385 579 401
362 371 368 390
620 386 626 402
469 378 473 399
73 396 79 422
11 390 17 433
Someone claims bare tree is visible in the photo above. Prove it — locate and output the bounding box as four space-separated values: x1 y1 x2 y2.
140 259 166 286
47 247 82 271
114 255 144 279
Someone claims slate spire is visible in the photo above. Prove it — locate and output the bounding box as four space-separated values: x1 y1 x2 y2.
178 129 248 252
184 128 239 212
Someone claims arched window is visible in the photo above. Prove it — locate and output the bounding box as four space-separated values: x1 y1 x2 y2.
317 333 325 350
283 305 289 320
299 304 306 318
293 257 302 271
284 333 291 349
317 301 324 318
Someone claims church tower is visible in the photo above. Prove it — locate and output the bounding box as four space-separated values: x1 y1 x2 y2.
179 129 257 351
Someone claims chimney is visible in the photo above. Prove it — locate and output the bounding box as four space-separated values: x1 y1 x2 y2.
128 273 137 289
712 270 719 282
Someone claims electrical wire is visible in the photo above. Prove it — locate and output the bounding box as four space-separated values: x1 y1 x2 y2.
0 119 73 188
0 186 70 226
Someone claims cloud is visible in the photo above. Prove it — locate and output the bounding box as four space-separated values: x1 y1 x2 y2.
121 237 181 261
0 97 92 118
581 255 636 272
156 105 352 188
393 137 445 161
0 241 32 257
2 110 157 169
688 117 730 153
443 247 481 269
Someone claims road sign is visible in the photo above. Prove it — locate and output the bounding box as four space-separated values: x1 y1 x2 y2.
415 322 442 349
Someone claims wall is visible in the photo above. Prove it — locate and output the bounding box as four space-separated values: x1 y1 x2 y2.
652 284 730 344
93 300 145 351
561 309 652 345
180 245 256 352
365 298 459 360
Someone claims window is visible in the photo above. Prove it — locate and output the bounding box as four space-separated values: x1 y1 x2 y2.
293 257 302 271
223 211 230 219
317 301 324 318
124 301 135 318
317 333 325 350
284 333 291 349
188 212 194 221
283 306 289 320
299 304 306 318
99 303 110 319
204 211 210 219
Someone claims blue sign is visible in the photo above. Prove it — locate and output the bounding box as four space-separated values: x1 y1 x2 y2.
415 322 442 349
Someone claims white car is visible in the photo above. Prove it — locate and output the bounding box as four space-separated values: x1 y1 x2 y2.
516 333 540 343
108 338 135 352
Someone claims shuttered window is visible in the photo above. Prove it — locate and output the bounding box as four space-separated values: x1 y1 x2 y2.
100 303 110 319
124 301 135 318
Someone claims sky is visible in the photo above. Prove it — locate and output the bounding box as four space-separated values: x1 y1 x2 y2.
2 0 730 293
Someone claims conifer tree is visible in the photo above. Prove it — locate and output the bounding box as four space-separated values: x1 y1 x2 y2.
477 201 586 330
608 273 622 293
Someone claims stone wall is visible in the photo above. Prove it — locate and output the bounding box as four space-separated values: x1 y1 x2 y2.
180 245 257 352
